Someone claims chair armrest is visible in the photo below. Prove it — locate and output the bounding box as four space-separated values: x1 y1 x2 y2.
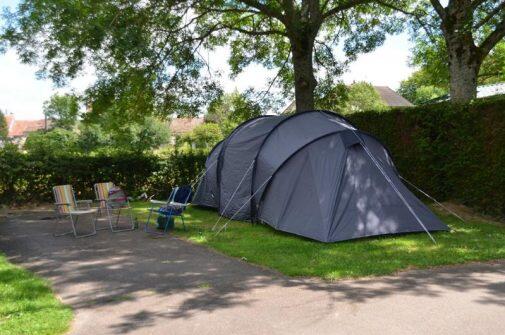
76 199 92 209
150 199 167 205
168 201 188 209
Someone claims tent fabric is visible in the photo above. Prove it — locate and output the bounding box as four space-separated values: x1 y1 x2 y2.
193 110 448 242
218 116 286 219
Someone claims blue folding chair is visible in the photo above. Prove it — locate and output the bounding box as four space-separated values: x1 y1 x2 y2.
145 186 192 235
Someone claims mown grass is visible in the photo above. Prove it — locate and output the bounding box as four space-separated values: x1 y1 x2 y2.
0 253 72 335
132 202 505 280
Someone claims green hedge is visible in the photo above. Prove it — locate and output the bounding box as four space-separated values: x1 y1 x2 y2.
348 95 505 217
2 95 505 217
0 147 206 204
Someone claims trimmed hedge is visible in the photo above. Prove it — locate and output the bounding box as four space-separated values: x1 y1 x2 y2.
0 148 206 204
2 95 505 218
348 94 505 218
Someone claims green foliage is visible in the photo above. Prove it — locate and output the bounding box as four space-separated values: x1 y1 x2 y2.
348 94 505 218
0 252 72 335
177 123 223 152
406 1 505 101
341 82 387 114
23 128 78 157
105 117 171 154
205 91 262 136
315 81 349 112
43 93 79 130
398 70 447 104
76 123 110 154
133 203 505 280
0 148 206 204
410 38 505 89
0 109 8 141
2 0 404 115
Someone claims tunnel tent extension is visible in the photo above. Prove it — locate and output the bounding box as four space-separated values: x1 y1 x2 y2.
193 110 448 242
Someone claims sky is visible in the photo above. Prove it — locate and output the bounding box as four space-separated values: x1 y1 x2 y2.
0 0 415 120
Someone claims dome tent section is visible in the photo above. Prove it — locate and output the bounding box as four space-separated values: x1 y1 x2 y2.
217 116 285 219
194 110 448 242
257 131 448 242
193 115 285 215
192 140 223 208
251 110 355 218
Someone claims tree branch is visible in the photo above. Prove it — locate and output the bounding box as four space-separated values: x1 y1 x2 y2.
375 1 438 44
239 0 286 23
323 0 373 19
479 17 505 56
222 25 287 36
429 0 446 20
474 2 505 31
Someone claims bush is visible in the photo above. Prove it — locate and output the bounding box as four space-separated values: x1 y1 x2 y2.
0 148 206 204
348 94 505 217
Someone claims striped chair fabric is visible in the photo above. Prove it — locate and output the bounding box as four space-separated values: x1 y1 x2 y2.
94 182 114 208
53 185 76 214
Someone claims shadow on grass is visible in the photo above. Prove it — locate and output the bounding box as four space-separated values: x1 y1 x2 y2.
0 205 504 334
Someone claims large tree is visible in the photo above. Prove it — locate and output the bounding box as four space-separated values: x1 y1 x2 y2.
399 0 505 103
2 1 401 115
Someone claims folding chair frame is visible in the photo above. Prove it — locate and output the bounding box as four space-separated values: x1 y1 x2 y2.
105 200 136 233
144 187 189 235
53 209 99 238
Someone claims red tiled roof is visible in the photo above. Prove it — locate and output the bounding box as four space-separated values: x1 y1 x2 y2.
169 118 204 134
8 118 48 138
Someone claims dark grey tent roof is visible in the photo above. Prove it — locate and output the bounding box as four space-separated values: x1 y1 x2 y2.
193 110 448 242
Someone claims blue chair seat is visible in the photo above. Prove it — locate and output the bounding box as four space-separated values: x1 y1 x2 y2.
157 206 184 216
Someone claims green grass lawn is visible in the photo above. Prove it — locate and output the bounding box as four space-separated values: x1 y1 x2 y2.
0 253 72 335
132 202 505 280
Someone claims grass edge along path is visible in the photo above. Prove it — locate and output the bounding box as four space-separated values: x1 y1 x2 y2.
133 202 505 280
0 253 72 335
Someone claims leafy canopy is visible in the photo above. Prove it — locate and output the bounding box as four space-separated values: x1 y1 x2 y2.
342 82 387 114
2 0 405 116
43 93 80 130
205 91 262 136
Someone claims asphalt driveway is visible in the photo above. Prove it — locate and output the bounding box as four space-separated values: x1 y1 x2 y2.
0 208 504 334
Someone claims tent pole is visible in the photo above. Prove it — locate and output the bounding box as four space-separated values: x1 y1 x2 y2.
351 132 437 244
191 160 218 190
215 176 272 235
399 176 466 223
211 160 255 231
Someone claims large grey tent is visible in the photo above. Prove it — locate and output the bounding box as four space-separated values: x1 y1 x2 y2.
193 110 448 242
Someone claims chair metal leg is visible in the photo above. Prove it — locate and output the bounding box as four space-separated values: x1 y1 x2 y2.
145 209 167 236
110 206 135 233
53 215 74 237
71 212 97 238
180 215 187 231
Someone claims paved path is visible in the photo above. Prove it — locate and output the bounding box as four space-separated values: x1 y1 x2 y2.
0 209 504 335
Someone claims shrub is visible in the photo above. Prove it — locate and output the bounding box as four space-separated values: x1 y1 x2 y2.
348 94 505 217
0 148 206 204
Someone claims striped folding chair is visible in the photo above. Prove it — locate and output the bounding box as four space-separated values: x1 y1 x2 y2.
94 182 114 212
95 184 135 233
53 185 98 238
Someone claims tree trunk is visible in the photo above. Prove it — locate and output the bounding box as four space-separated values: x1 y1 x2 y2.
441 1 482 103
291 39 317 112
446 38 482 103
